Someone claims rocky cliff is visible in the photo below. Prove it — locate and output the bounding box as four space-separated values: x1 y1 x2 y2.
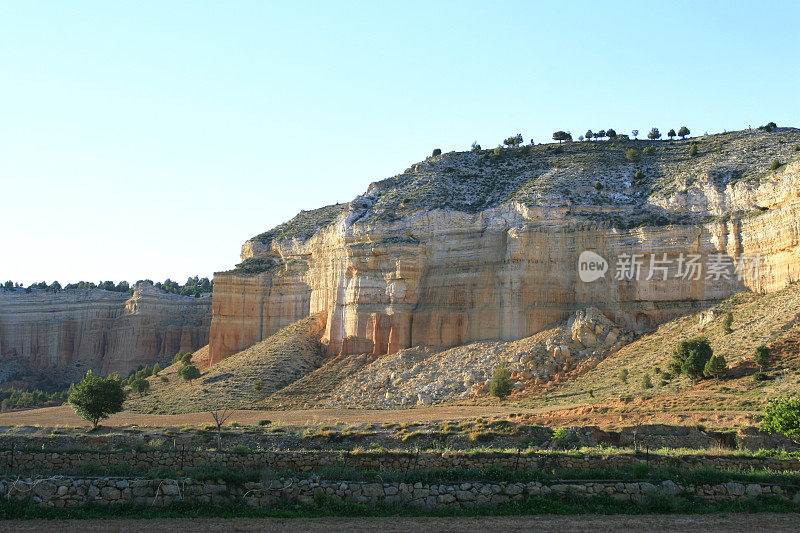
210 129 800 364
0 283 211 385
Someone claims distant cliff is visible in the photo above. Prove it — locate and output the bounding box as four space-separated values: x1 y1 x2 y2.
209 128 800 365
0 282 211 386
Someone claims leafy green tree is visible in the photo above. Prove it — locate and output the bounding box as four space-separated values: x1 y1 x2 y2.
704 354 728 380
471 141 481 152
552 131 572 143
670 338 713 382
503 133 523 148
431 148 442 157
152 363 160 376
585 129 593 141
754 345 770 370
67 371 126 429
597 130 606 140
131 378 150 397
689 143 698 157
667 129 676 139
723 311 733 333
179 364 201 381
647 127 662 140
761 397 800 441
489 363 514 400
631 129 639 139
606 128 617 139
678 126 690 139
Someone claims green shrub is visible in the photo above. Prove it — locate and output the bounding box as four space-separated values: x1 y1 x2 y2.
159 376 169 383
619 369 629 383
670 338 713 382
253 379 264 392
722 311 733 333
761 397 800 440
229 444 251 455
130 378 150 397
770 159 782 171
594 182 603 190
489 363 513 400
643 146 655 156
258 419 271 426
754 371 768 381
634 170 644 181
229 421 241 428
704 354 728 379
552 427 569 440
689 144 698 157
754 345 770 370
179 364 201 381
641 374 653 389
625 149 640 162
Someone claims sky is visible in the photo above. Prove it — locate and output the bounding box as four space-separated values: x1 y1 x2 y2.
1 1 799 286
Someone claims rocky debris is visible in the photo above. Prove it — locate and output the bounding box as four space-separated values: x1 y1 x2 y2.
326 308 634 408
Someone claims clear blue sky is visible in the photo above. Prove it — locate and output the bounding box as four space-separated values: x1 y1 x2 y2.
2 1 798 286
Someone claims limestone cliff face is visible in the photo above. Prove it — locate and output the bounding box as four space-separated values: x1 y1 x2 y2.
210 130 800 364
0 283 211 384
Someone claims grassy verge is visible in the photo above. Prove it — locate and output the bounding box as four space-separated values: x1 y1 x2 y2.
2 464 799 486
0 493 797 520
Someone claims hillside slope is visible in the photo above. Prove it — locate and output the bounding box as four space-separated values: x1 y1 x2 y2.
127 315 325 414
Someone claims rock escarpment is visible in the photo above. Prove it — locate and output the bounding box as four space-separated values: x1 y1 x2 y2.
0 283 210 385
210 129 800 364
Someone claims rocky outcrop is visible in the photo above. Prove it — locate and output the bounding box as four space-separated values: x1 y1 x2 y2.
0 283 211 384
210 130 800 364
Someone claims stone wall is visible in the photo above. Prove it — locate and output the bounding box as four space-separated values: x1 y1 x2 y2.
4 449 800 474
3 475 798 508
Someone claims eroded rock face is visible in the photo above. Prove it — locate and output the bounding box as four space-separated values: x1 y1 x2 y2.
0 283 211 384
209 134 800 364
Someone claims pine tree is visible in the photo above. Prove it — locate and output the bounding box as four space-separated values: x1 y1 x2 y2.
704 354 728 380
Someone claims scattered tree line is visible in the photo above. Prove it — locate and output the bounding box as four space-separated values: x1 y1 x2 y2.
2 276 213 297
0 387 69 412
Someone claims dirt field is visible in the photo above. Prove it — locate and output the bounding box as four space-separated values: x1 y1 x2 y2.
2 514 798 532
0 403 761 430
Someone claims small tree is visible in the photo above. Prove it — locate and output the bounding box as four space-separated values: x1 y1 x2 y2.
678 126 690 139
689 143 698 157
631 129 639 139
503 133 523 148
471 141 481 152
152 363 160 376
761 397 800 441
670 338 713 382
597 130 606 140
489 363 513 400
67 371 126 429
704 354 728 380
625 148 640 162
754 345 770 370
619 369 629 383
585 129 594 141
667 129 676 140
647 127 662 140
209 409 233 450
606 128 617 139
770 159 783 171
431 148 442 157
131 378 150 397
552 131 571 143
641 374 653 389
722 311 733 333
179 364 201 381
